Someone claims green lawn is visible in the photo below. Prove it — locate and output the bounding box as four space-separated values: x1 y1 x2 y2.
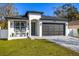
0 39 79 56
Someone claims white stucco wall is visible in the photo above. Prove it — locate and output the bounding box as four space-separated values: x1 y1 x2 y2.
28 13 41 20
28 13 42 38
39 21 42 37
65 22 69 36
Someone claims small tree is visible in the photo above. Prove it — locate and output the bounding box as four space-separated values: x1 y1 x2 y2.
0 3 18 17
0 3 19 29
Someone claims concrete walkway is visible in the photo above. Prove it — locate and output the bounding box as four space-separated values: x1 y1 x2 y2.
47 36 79 52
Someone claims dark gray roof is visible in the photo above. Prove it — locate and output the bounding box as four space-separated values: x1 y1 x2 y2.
4 14 68 21
40 16 68 21
26 11 43 14
5 16 28 20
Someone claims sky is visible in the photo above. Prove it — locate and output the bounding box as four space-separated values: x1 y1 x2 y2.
12 3 79 16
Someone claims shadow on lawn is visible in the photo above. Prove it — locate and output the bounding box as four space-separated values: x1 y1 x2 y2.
0 39 7 41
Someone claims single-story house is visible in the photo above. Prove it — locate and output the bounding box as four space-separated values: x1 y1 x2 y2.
0 11 72 40
68 20 79 37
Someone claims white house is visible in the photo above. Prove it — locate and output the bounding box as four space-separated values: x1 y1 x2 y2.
68 20 79 37
0 11 70 40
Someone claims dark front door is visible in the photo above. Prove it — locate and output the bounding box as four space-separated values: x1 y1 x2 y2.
31 22 36 36
42 23 65 36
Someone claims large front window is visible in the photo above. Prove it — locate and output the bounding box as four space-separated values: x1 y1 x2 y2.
14 21 27 37
14 21 26 32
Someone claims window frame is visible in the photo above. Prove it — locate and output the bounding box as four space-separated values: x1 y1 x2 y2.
14 21 26 32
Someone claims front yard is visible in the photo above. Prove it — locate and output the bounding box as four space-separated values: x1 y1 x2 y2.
0 39 79 56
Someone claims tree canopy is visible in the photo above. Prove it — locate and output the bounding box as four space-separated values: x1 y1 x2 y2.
0 4 19 29
0 3 18 17
54 3 79 21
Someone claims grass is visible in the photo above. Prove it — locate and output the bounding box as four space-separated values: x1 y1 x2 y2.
0 39 79 56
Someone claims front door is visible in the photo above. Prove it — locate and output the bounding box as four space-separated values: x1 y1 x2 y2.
31 22 36 36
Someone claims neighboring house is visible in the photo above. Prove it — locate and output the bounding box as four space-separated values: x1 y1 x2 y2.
68 20 79 37
0 11 70 40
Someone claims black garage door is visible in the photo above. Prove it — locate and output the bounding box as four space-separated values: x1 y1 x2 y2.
42 23 65 36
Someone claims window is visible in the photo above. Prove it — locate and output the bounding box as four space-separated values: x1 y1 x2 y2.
14 21 20 32
14 21 26 32
21 22 26 32
14 21 27 37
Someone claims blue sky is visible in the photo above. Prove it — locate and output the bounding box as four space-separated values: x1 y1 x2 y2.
13 3 79 16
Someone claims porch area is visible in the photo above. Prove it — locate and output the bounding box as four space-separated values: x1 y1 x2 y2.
29 20 42 37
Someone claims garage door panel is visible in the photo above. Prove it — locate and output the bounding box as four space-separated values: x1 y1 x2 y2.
42 23 65 36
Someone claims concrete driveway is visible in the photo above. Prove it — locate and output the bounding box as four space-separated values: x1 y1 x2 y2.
46 36 79 52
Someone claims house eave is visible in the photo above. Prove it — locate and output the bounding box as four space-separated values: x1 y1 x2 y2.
5 16 28 20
